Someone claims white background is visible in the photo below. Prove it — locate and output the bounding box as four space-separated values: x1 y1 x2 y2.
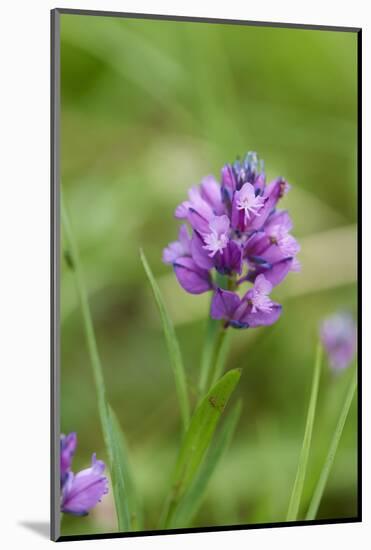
0 0 368 548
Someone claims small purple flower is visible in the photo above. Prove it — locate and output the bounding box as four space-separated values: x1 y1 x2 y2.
162 225 191 264
244 210 301 286
163 225 213 294
175 176 225 223
190 216 244 276
173 256 213 294
203 215 230 257
163 152 300 329
61 454 109 516
320 312 357 371
211 274 282 328
60 433 108 516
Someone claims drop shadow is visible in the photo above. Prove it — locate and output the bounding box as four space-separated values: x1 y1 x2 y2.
19 521 49 539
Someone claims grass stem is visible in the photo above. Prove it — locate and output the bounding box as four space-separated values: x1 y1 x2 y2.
61 191 131 530
306 369 357 520
286 343 323 521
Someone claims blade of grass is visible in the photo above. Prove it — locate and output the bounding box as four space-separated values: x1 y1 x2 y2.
306 370 357 520
140 249 190 432
170 400 242 528
62 191 131 531
162 368 241 528
286 343 323 521
108 406 143 530
104 408 132 530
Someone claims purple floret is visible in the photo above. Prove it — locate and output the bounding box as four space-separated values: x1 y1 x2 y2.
211 275 282 329
61 454 109 516
60 433 108 516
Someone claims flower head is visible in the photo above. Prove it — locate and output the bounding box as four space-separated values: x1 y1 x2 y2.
163 152 300 329
320 312 357 371
60 433 108 516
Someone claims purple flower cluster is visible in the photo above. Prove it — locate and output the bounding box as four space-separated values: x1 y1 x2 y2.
320 312 357 371
60 432 109 516
163 152 300 329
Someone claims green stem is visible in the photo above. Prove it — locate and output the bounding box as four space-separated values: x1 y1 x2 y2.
61 191 131 529
306 370 357 520
198 322 228 401
198 274 231 398
286 344 323 521
61 192 107 417
207 327 228 387
198 317 219 397
210 329 231 387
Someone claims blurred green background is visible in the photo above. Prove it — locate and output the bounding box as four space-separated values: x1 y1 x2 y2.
60 13 358 536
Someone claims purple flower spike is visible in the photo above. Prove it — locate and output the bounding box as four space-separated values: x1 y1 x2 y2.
61 454 109 516
320 312 357 371
164 152 300 329
60 432 108 516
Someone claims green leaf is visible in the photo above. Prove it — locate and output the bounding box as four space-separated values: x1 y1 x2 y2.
163 368 241 527
171 400 242 528
107 406 143 530
100 406 131 531
140 249 190 432
286 344 323 521
306 370 357 520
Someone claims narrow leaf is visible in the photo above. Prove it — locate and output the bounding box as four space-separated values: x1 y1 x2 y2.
101 406 131 531
171 400 242 528
286 344 323 521
306 370 357 520
108 406 143 530
163 368 241 527
62 193 133 531
140 249 190 432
